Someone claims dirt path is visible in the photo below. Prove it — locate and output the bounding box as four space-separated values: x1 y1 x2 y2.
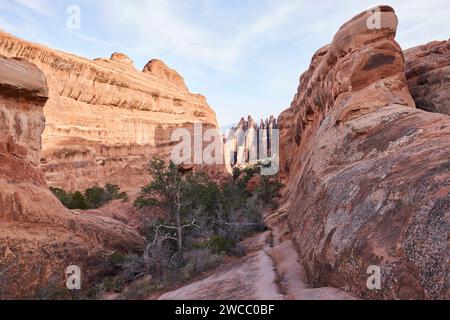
157 211 357 300
158 231 283 300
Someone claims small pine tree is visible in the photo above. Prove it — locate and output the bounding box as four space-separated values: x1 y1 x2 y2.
135 159 202 257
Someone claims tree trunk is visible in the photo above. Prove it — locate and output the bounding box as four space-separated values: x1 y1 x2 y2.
177 225 183 255
176 188 183 256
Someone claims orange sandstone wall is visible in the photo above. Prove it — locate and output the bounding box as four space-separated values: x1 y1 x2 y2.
0 31 221 191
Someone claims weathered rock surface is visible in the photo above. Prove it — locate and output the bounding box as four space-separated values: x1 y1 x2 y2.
0 56 144 299
0 31 221 191
143 59 188 92
110 52 135 67
405 39 450 115
279 6 449 299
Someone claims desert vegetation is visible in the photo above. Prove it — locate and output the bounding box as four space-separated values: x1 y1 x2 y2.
50 183 129 210
87 158 282 299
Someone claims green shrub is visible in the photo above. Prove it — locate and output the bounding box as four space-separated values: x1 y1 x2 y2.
181 249 223 280
108 252 127 270
50 184 128 210
83 285 102 300
124 157 280 294
49 187 71 208
232 167 241 181
105 183 129 202
101 277 124 293
67 191 90 210
84 186 106 209
207 235 236 254
255 176 283 207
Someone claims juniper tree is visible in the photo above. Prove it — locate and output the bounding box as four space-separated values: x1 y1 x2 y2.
135 159 205 257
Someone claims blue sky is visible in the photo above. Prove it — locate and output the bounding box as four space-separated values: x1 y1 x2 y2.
1 0 449 126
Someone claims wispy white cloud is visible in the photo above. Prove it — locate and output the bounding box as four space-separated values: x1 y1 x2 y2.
230 2 304 53
13 0 52 17
93 0 450 124
101 0 303 72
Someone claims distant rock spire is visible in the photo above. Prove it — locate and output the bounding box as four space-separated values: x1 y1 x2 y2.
228 115 277 165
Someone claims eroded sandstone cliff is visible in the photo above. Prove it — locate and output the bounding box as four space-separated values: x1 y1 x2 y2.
0 31 221 191
405 39 450 116
278 6 449 299
0 56 144 298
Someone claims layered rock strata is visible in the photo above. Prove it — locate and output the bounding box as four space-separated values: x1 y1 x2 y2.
0 56 144 299
0 31 221 191
404 39 450 115
278 6 449 299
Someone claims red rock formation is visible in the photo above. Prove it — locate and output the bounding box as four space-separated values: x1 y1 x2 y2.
405 39 450 115
143 59 188 92
110 52 135 67
279 6 449 299
0 56 144 299
0 31 221 191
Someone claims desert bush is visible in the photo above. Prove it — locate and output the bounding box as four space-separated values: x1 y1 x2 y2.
144 241 180 280
50 188 90 210
50 184 128 210
207 235 236 254
101 276 125 293
255 176 283 207
120 254 148 283
127 157 282 292
135 159 223 257
181 249 223 280
108 252 127 272
232 167 241 181
33 275 71 300
241 197 266 230
105 183 129 201
191 235 235 254
67 191 90 210
84 186 106 209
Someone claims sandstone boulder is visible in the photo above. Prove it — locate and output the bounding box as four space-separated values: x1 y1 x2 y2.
279 6 449 299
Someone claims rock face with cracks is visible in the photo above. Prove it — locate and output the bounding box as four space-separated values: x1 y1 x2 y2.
404 39 450 116
0 55 144 299
278 6 449 299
